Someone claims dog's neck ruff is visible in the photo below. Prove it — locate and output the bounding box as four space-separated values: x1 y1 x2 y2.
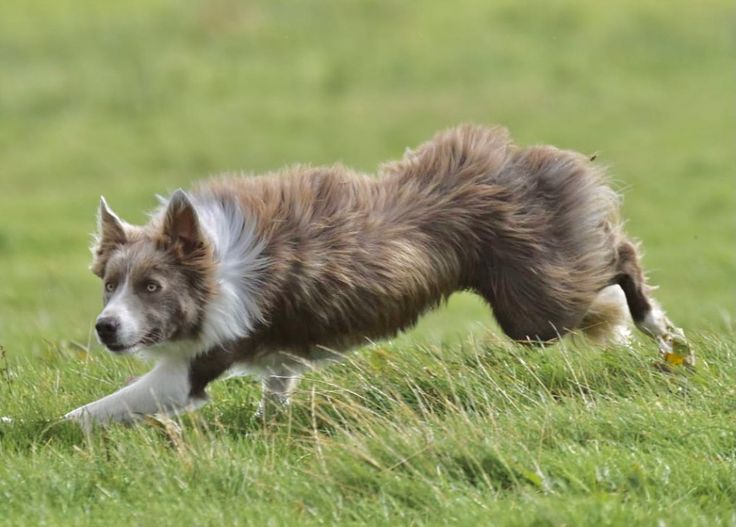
192 194 268 350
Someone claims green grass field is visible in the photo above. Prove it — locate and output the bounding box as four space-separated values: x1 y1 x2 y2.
1 0 734 525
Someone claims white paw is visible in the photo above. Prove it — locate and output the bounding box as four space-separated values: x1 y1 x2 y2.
64 404 132 427
254 396 290 419
656 327 694 367
63 405 98 433
63 406 87 422
639 307 667 337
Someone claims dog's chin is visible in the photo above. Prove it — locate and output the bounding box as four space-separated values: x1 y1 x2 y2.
105 342 143 354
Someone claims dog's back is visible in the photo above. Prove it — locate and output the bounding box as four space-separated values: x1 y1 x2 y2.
200 125 621 354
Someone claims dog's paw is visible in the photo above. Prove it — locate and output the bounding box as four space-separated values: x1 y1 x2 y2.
63 406 86 421
63 405 97 433
254 396 291 421
657 325 695 367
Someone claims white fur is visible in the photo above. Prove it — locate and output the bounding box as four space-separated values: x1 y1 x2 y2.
597 284 633 346
191 193 268 349
97 279 143 349
638 304 667 338
64 357 204 427
610 323 633 347
639 307 676 357
142 192 267 361
635 302 691 362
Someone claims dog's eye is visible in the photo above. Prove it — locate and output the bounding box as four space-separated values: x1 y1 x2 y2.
104 282 115 293
145 281 161 293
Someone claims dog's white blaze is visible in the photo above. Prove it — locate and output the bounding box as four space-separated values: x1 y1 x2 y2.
98 280 142 346
192 194 268 349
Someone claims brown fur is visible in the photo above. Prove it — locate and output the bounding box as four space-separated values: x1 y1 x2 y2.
200 126 621 356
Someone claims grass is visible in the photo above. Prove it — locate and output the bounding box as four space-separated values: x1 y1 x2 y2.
0 0 734 525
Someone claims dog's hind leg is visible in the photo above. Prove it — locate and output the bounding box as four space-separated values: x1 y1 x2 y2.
580 284 632 347
615 240 693 364
478 272 582 345
256 359 305 418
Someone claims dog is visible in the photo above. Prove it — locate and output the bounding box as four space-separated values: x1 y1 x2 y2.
64 124 692 426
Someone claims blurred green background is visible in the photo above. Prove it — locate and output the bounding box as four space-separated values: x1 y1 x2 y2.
0 2 734 525
1 0 734 356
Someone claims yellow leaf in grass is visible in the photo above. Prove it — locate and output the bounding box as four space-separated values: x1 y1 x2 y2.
663 352 686 366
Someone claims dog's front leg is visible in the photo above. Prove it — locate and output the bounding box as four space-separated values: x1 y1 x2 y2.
64 357 202 427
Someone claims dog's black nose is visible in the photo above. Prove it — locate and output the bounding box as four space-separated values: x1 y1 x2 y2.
95 317 119 339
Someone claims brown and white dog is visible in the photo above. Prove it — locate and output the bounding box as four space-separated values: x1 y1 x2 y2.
64 125 692 426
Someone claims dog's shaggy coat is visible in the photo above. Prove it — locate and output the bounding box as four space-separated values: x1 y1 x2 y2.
65 125 691 425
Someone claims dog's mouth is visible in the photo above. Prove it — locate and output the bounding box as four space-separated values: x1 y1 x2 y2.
104 331 164 354
105 342 141 354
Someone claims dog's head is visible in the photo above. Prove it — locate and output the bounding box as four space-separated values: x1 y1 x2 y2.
90 190 215 353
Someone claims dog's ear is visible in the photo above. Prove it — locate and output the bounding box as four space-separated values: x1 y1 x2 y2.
97 197 127 246
91 197 128 276
162 189 204 253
